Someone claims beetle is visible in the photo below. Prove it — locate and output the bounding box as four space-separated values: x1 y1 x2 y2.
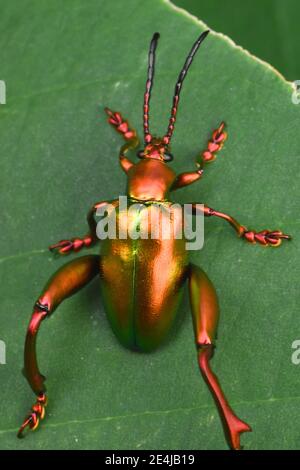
18 30 291 449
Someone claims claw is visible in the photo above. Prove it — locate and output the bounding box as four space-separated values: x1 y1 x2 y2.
17 394 47 439
17 415 34 438
49 239 73 254
265 230 292 247
104 107 122 126
212 121 227 145
266 231 291 242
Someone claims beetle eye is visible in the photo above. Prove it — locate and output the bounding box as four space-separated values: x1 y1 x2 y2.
137 150 144 159
163 152 173 162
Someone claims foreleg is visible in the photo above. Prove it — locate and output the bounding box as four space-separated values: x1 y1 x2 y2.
105 107 139 173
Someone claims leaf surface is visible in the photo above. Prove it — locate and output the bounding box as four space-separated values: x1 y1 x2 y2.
0 0 299 450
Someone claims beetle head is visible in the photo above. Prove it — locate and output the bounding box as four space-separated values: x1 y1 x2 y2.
136 137 173 163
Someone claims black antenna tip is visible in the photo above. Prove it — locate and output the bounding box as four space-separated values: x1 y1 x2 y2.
152 32 160 41
198 30 210 43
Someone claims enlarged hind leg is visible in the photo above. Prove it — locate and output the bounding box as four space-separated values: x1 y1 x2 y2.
188 263 251 450
18 255 100 438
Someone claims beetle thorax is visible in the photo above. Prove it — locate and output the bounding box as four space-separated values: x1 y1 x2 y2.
126 159 176 201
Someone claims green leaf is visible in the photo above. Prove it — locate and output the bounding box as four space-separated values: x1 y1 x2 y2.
173 0 300 81
0 0 299 450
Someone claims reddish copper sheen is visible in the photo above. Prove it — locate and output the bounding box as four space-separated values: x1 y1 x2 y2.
198 347 251 449
192 205 291 247
143 138 167 161
164 95 179 144
19 32 291 450
144 89 151 142
197 122 227 167
242 229 289 247
105 107 136 141
49 236 93 254
189 264 251 449
17 393 47 438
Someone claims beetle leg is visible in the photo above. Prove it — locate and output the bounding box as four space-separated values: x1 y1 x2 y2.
239 228 291 246
17 393 48 438
196 122 227 169
18 255 100 438
49 199 119 255
171 169 203 191
192 204 292 247
105 107 139 173
171 123 226 191
49 204 98 255
188 263 251 450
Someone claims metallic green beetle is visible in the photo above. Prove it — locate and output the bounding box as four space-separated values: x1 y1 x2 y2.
18 31 290 449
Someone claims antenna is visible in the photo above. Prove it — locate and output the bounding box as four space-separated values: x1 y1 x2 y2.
163 30 210 145
144 32 160 144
